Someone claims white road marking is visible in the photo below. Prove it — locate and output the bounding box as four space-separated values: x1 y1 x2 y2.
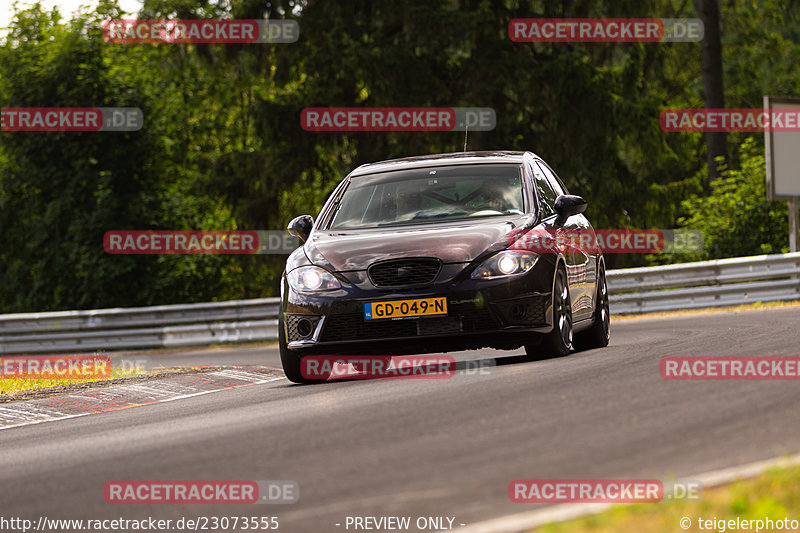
0 372 285 431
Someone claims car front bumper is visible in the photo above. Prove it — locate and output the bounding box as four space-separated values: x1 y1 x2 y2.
281 258 557 355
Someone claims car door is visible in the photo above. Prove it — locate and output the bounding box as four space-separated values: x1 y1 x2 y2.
527 160 583 319
535 160 597 321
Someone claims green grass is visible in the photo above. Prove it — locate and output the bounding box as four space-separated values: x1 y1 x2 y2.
530 465 800 533
612 299 800 321
0 364 148 396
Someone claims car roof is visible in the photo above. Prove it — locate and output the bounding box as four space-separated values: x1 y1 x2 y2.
348 150 541 177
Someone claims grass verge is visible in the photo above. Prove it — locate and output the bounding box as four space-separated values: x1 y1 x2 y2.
530 464 800 533
0 360 217 402
0 365 146 396
612 299 800 321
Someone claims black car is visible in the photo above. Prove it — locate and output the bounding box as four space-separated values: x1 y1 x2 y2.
279 151 609 383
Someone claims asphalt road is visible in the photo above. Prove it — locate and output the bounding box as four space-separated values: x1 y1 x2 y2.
2 306 800 532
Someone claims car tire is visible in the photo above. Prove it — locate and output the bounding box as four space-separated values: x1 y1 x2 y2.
524 266 573 360
573 263 610 350
279 315 330 384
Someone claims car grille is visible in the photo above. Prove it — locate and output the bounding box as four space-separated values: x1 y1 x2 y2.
319 307 497 343
367 258 441 287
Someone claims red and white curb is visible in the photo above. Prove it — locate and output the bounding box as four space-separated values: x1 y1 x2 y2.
0 366 284 430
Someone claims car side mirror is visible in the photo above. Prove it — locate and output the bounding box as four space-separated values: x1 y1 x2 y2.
288 215 314 242
554 195 587 226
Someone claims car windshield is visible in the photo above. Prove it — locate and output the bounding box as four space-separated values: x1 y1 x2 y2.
328 164 525 229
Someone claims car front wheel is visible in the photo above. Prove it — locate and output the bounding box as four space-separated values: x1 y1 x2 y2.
524 266 573 360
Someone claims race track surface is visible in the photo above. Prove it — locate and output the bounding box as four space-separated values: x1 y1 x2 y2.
2 307 799 532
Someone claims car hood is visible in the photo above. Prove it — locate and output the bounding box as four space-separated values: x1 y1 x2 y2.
305 215 535 271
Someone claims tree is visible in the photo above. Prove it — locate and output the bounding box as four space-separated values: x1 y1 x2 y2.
697 0 727 182
677 137 788 260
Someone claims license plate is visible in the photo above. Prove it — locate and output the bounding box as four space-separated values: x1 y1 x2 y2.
364 297 447 320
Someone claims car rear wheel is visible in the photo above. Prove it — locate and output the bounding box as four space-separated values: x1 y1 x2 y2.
279 315 330 384
574 263 610 350
524 266 573 360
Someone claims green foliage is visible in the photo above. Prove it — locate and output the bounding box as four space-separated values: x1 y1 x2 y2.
2 0 800 311
677 138 789 261
0 3 271 311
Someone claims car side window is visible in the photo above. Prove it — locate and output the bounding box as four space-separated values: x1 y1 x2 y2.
531 162 557 218
536 161 568 196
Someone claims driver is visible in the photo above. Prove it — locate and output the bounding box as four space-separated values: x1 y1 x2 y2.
395 181 421 221
480 179 510 211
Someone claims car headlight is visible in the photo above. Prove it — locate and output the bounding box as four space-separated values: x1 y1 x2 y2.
471 251 539 279
287 266 342 291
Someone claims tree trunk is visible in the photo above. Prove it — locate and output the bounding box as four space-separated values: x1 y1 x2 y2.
698 0 727 183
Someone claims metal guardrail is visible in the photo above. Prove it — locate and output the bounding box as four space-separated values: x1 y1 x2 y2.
607 252 800 314
0 299 280 354
1 252 799 354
